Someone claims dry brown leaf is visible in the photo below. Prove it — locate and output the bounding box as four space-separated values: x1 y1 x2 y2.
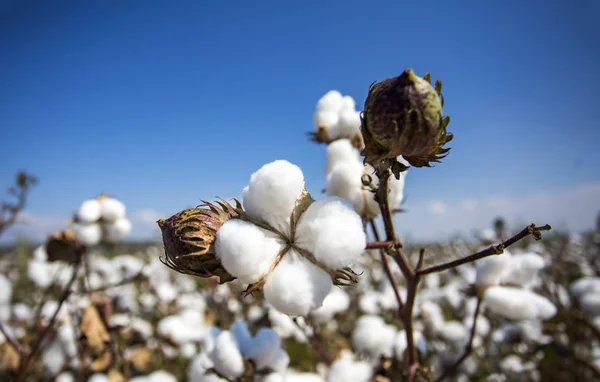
129 346 153 373
0 343 20 371
107 367 126 382
80 304 110 352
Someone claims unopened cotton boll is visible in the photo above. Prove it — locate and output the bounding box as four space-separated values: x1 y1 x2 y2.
295 198 366 270
77 199 102 223
263 250 332 316
242 160 305 235
100 197 126 223
216 219 284 284
327 358 373 382
105 218 132 242
484 286 556 321
209 331 245 381
75 223 102 246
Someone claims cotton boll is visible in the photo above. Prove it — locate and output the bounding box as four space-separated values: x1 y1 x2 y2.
326 139 362 174
313 110 341 139
56 372 74 382
500 355 525 373
418 301 445 334
295 198 366 270
440 321 469 348
340 95 356 112
484 286 556 321
180 343 197 359
359 292 380 314
245 328 281 370
42 339 65 375
77 199 101 224
316 90 344 112
216 219 284 284
506 253 546 286
75 223 102 246
571 277 600 297
105 218 132 243
475 250 513 287
130 371 178 382
264 250 332 316
242 160 305 235
0 275 12 305
387 166 407 208
311 288 350 323
12 303 33 322
267 308 308 342
209 331 245 381
88 374 109 382
325 163 367 216
352 315 397 358
338 109 361 137
100 197 126 223
284 372 325 382
327 358 373 382
580 293 600 316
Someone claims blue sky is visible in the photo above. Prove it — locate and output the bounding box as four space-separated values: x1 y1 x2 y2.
1 0 599 243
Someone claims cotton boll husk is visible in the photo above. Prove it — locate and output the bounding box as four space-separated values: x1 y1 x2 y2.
505 253 546 286
316 90 343 112
311 288 350 323
352 315 397 358
325 139 362 174
337 109 361 137
77 199 102 223
100 197 126 223
295 198 366 270
264 250 332 316
475 250 513 287
75 223 102 246
580 293 600 316
484 286 557 321
209 331 245 381
105 218 132 242
216 219 284 284
242 160 305 235
327 358 373 382
245 328 282 370
571 277 600 297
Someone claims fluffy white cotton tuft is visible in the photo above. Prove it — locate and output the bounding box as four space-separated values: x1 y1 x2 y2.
325 161 367 216
325 139 362 174
242 160 305 234
209 331 245 380
571 277 600 297
580 293 600 316
215 219 284 284
295 198 366 270
75 223 102 247
475 250 513 287
100 197 126 223
505 252 546 286
311 288 350 323
327 358 373 382
77 199 101 224
316 90 343 112
313 110 341 139
484 286 557 321
352 315 397 358
337 109 361 137
264 250 332 316
105 218 132 242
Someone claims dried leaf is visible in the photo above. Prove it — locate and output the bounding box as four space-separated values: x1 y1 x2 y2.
0 343 19 371
129 347 153 373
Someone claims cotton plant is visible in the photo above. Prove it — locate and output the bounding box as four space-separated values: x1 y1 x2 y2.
73 194 132 247
310 90 363 149
570 277 600 316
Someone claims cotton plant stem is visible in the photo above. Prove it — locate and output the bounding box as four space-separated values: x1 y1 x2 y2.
435 297 483 381
369 220 404 310
417 223 552 276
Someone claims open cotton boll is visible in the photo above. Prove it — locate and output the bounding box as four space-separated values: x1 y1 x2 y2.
100 197 126 223
264 250 332 316
267 308 308 342
42 339 65 375
440 321 469 348
295 198 366 270
130 371 178 382
570 277 600 297
475 250 513 287
209 331 245 381
264 348 290 374
505 253 546 286
325 139 362 174
484 286 556 321
327 358 373 382
352 315 397 358
88 374 109 382
245 328 281 370
313 110 342 139
580 293 600 316
325 163 367 217
0 275 12 305
105 218 132 242
311 288 350 323
337 109 361 137
216 219 284 284
316 90 344 112
340 94 356 111
394 330 427 360
77 199 101 223
74 223 102 246
242 160 305 235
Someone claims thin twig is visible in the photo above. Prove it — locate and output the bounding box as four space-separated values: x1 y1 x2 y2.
366 240 398 250
369 220 404 310
418 224 552 276
0 172 37 238
435 297 482 381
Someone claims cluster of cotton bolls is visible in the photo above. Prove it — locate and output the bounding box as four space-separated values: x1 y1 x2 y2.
74 195 132 246
325 139 407 219
215 159 366 316
312 90 362 146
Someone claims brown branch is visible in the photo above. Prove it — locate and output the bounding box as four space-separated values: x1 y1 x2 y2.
369 220 404 310
435 297 482 381
366 240 398 250
418 224 552 276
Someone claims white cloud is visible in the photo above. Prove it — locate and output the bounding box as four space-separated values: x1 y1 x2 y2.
398 182 600 242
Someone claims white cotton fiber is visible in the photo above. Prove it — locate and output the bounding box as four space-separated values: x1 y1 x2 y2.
313 110 341 139
440 321 468 347
264 348 290 374
216 219 284 284
325 139 361 174
325 162 366 217
74 223 102 247
580 293 600 316
484 286 556 321
100 197 126 223
337 109 361 137
316 90 344 112
340 95 356 111
394 330 427 360
209 331 245 380
327 357 373 382
571 277 600 297
244 328 281 370
105 218 132 242
311 288 350 323
475 250 513 287
263 250 332 316
352 315 397 358
77 199 101 223
242 160 305 235
505 253 546 286
295 198 366 270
